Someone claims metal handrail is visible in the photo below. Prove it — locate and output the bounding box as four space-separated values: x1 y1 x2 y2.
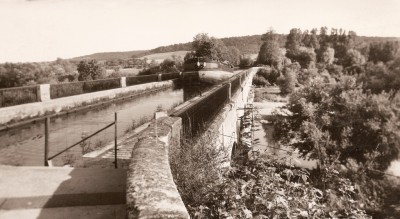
47 121 115 161
44 112 119 168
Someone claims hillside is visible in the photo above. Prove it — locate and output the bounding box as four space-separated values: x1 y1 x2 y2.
70 35 264 61
70 50 150 61
140 51 189 63
70 34 399 62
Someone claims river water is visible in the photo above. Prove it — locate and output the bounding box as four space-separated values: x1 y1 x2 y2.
0 83 211 166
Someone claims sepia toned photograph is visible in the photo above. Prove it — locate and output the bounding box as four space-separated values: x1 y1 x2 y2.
0 0 399 218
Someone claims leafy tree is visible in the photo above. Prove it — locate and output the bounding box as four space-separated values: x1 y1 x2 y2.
160 58 180 73
358 60 400 94
274 76 400 172
225 46 241 65
256 67 280 85
285 28 303 53
257 29 284 69
320 47 335 65
77 59 105 81
308 28 320 50
277 67 297 94
239 55 254 68
192 33 228 61
289 47 317 69
368 41 400 63
343 49 366 68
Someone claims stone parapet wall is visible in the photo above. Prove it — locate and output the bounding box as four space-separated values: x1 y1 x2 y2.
0 80 175 126
126 117 189 219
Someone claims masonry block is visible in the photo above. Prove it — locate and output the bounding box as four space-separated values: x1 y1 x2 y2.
38 84 51 102
121 77 126 88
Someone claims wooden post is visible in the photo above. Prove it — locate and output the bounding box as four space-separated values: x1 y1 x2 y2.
44 117 50 166
114 112 118 169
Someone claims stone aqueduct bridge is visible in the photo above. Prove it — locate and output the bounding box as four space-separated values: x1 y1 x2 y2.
0 68 256 218
126 68 256 218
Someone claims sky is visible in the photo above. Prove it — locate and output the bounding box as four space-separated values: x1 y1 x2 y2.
0 0 399 63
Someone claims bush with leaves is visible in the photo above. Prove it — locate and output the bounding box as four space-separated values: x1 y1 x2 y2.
256 67 281 86
170 132 229 207
188 156 370 219
272 75 400 214
273 76 399 172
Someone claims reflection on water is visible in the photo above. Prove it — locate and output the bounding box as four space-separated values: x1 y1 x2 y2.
0 87 184 166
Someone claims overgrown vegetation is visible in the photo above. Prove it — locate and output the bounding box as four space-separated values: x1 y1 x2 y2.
171 133 372 218
170 132 228 207
257 27 400 217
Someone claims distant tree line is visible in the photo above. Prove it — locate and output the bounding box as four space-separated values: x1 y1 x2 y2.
138 55 184 75
0 58 79 88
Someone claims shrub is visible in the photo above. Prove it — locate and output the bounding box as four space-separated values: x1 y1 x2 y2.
188 158 370 218
253 75 268 87
256 67 281 85
170 132 228 207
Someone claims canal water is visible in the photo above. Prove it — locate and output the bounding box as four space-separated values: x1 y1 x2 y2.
0 83 212 166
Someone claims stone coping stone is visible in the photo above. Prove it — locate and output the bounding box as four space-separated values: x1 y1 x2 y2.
126 117 189 219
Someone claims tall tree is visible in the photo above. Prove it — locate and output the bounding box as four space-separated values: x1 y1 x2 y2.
257 29 283 68
285 28 303 54
192 33 228 61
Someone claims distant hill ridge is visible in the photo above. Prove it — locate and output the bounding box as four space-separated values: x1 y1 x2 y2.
71 34 400 61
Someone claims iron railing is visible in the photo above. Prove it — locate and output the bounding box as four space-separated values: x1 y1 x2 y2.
50 81 84 99
161 73 180 81
44 112 119 168
83 78 121 93
126 74 159 86
0 85 39 107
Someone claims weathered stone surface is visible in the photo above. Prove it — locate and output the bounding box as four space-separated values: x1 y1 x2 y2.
126 117 189 219
207 68 257 161
38 84 51 102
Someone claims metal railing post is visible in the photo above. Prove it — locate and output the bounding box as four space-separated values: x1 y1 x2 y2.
114 112 118 169
44 117 50 166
